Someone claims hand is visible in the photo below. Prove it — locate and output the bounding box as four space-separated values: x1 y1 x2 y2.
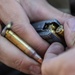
0 0 73 75
42 18 75 75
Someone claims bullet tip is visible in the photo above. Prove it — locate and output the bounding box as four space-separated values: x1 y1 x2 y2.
33 53 42 64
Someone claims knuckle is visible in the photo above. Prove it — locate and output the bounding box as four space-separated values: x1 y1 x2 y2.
64 17 74 26
64 18 70 25
61 12 72 23
13 57 29 73
12 24 28 37
14 57 24 70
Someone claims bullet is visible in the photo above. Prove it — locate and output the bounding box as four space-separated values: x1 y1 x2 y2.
1 23 42 64
56 25 64 37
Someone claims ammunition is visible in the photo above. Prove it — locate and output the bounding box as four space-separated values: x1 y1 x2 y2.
56 25 64 37
1 23 42 64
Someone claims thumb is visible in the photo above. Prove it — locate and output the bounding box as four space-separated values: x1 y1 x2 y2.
64 18 75 48
42 42 64 75
43 42 64 61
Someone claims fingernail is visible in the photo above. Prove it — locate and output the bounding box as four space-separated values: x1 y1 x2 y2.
67 18 75 31
29 65 41 74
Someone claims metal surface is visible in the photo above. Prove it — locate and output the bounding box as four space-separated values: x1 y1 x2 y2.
56 25 64 37
1 23 42 64
32 19 66 46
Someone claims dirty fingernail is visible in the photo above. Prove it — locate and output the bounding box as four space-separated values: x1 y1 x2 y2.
29 65 41 74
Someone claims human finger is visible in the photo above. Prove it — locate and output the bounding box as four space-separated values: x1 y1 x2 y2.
64 18 75 48
42 42 64 75
0 35 41 75
44 42 64 60
0 0 49 56
20 0 73 24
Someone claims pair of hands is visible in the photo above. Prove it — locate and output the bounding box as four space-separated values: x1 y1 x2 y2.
0 0 75 75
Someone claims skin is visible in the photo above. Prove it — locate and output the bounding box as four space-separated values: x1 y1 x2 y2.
0 25 1 32
0 0 73 75
42 18 75 75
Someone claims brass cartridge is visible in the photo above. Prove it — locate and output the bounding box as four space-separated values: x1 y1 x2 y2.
1 23 42 64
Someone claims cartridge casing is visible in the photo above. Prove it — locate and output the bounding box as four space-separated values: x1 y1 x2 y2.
3 29 42 64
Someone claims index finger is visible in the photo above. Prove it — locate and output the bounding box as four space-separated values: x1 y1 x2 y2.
0 0 49 56
44 42 64 60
